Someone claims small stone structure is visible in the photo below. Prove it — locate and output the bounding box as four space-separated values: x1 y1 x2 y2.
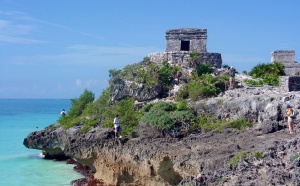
166 29 207 53
271 50 300 92
148 28 222 68
279 76 300 93
271 50 300 76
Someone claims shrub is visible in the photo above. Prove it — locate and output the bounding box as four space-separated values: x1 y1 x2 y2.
290 154 300 163
176 74 222 101
139 101 195 130
58 89 95 129
191 116 252 132
101 97 139 136
229 151 264 168
229 151 248 167
194 64 214 76
244 79 263 87
157 60 174 95
252 151 264 160
188 51 200 67
248 62 285 86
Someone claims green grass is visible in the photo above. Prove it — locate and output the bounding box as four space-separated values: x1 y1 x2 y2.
290 154 300 163
229 151 264 168
192 117 253 132
229 151 248 167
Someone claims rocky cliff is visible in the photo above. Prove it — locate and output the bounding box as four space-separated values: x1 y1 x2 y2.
24 84 300 185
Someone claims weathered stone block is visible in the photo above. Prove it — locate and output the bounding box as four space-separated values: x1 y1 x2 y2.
279 76 300 92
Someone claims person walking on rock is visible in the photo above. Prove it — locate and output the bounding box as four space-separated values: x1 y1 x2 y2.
113 114 121 138
286 104 295 134
229 66 235 89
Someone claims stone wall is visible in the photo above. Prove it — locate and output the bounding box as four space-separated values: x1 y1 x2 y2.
271 50 295 63
148 51 222 68
165 29 207 53
271 50 300 76
279 76 300 93
149 28 222 68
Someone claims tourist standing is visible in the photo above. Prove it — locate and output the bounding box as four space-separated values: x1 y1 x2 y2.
286 104 295 134
60 109 66 116
113 115 121 138
229 66 235 89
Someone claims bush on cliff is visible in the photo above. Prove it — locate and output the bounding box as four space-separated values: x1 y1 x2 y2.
176 73 222 101
194 64 214 76
81 88 139 135
190 115 252 133
58 87 139 135
245 61 285 86
109 58 182 98
58 89 95 129
102 97 139 136
139 101 195 132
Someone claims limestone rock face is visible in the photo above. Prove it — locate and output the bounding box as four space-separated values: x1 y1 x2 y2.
23 87 300 186
109 79 162 102
24 122 300 186
193 86 300 127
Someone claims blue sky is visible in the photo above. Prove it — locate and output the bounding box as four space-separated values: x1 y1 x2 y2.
1 0 299 99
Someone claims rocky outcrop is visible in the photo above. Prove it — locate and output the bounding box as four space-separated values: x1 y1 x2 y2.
179 137 300 186
24 122 300 186
109 78 162 102
24 85 300 186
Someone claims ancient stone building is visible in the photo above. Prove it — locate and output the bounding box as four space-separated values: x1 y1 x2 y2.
165 29 207 53
272 50 300 92
279 76 300 93
271 50 300 76
148 28 222 68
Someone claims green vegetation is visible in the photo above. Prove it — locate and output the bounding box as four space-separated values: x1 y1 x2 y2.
245 61 285 86
57 57 264 137
176 74 221 101
176 64 229 101
229 151 264 168
188 51 200 67
58 89 95 129
139 101 195 130
191 116 252 132
290 154 300 163
216 177 226 184
244 79 263 87
102 97 139 136
252 151 264 160
109 59 181 98
194 64 214 76
229 151 248 167
58 88 139 136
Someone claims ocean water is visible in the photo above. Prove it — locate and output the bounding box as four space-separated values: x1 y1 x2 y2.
0 99 84 186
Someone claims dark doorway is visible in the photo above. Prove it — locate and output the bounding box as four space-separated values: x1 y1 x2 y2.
181 40 190 51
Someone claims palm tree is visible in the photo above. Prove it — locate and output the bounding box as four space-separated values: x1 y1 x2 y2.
188 51 200 67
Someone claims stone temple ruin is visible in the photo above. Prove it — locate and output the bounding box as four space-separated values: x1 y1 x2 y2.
271 50 300 76
272 50 300 92
148 28 222 68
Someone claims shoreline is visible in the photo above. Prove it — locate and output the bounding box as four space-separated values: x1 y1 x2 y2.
66 158 104 186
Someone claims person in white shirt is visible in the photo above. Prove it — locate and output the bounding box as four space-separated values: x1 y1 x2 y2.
60 109 66 116
113 115 121 138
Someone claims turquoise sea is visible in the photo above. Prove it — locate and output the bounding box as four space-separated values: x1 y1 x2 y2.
0 99 84 186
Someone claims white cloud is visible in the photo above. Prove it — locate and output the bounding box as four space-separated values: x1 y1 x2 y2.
9 45 160 66
0 34 42 43
75 79 101 88
75 79 83 87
